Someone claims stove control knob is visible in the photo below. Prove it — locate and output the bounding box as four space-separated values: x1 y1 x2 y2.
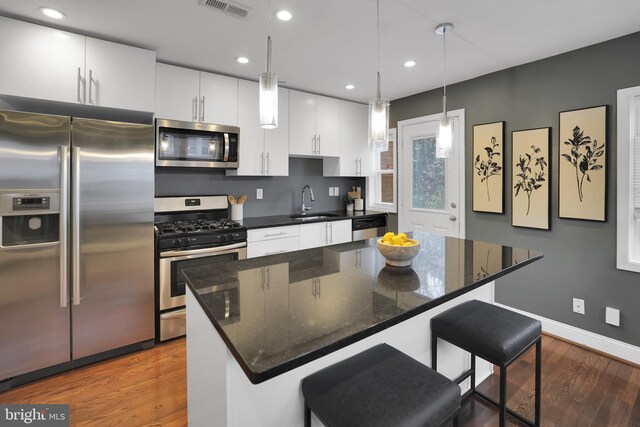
219 234 227 241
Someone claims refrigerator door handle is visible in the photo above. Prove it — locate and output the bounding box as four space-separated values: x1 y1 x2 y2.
59 145 69 308
72 146 81 305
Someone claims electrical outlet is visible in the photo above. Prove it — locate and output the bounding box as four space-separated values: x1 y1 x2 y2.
329 187 334 197
256 188 263 200
572 298 585 315
605 307 620 326
334 187 339 196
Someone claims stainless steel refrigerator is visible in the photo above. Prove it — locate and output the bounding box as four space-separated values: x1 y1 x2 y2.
0 110 154 384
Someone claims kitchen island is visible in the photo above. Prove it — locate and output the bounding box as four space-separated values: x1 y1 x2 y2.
183 232 542 427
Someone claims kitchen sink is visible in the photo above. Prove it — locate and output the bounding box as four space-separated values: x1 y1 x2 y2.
290 214 339 221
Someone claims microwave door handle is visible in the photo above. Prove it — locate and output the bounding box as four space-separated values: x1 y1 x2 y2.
223 133 230 162
59 145 69 307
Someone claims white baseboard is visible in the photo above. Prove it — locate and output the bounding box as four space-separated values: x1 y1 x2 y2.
494 302 640 365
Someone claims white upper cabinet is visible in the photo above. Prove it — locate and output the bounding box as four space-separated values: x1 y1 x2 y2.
324 100 371 177
0 17 155 112
199 72 238 126
156 64 238 125
0 16 85 104
155 63 200 121
289 90 339 157
85 37 156 112
228 80 288 176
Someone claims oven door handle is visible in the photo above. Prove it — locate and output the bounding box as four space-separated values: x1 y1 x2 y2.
160 242 247 259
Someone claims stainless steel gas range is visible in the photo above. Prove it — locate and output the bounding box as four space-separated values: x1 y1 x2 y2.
154 195 247 341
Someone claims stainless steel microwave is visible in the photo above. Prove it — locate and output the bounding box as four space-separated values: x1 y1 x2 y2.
155 119 239 168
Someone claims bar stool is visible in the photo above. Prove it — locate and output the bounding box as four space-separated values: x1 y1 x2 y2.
301 343 461 427
431 300 542 427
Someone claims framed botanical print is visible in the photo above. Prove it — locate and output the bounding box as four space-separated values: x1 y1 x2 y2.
512 127 551 230
473 121 505 213
558 105 607 221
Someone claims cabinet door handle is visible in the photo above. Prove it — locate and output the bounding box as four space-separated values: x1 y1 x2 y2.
265 250 286 255
266 266 270 290
358 158 362 175
261 152 265 175
312 136 316 155
76 67 83 103
264 231 286 237
317 278 321 297
88 69 94 105
312 278 316 297
193 96 198 121
329 222 333 244
200 96 205 122
317 135 321 154
266 152 270 175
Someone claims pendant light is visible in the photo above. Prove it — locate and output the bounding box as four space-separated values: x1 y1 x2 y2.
435 23 453 158
368 0 389 151
259 0 278 129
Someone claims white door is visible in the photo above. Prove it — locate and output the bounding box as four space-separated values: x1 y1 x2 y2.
398 109 465 238
199 72 238 125
155 63 200 122
85 37 156 112
0 17 85 104
289 90 317 156
264 87 290 176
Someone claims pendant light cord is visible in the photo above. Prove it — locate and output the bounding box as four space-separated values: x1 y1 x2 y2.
443 26 447 98
376 0 381 99
266 0 272 74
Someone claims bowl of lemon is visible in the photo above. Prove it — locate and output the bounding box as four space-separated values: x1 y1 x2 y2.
376 232 421 267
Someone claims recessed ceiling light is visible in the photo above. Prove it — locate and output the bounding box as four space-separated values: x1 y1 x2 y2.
404 60 416 68
345 84 355 90
236 57 249 64
276 10 292 21
39 7 65 19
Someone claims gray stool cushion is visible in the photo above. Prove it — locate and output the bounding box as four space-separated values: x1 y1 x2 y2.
301 343 460 427
431 300 541 364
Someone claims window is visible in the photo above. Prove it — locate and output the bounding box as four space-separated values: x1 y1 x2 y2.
368 128 397 212
617 86 640 272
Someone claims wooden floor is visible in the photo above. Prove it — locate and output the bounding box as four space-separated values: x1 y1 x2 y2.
1 335 639 426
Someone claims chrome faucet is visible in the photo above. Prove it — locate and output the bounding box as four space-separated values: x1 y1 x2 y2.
301 185 315 215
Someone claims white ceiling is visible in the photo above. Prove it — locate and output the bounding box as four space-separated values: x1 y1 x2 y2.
1 0 640 103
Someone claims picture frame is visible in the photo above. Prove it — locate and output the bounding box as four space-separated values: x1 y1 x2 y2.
473 121 505 214
511 127 551 230
558 105 607 222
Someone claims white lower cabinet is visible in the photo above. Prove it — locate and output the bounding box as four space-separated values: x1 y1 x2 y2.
247 225 300 258
299 220 352 250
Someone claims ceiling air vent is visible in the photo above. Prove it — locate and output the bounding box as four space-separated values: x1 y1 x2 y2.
199 0 250 19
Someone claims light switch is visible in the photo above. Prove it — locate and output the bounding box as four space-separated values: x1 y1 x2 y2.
256 188 263 200
334 187 339 196
329 187 334 197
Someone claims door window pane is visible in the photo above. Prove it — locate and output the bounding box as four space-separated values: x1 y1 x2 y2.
412 137 445 210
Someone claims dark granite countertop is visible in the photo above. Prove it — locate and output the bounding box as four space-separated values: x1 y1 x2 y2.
182 232 543 384
239 210 387 230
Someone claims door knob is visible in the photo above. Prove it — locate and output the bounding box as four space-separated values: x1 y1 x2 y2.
449 215 457 221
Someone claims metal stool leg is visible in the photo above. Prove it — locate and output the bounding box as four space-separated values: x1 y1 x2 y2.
499 365 507 427
535 338 542 426
431 333 438 371
470 353 476 391
304 401 311 427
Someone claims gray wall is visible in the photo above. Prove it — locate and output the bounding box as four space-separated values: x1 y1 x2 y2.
390 32 640 346
155 157 365 217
